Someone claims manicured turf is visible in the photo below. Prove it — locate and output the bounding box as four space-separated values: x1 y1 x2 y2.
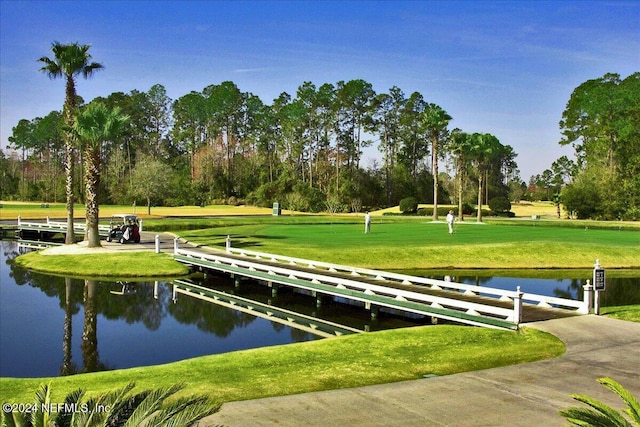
13 251 189 278
177 221 640 269
0 326 564 405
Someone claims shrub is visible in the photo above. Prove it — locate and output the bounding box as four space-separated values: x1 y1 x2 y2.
458 203 476 215
489 196 511 214
561 181 601 219
399 197 418 214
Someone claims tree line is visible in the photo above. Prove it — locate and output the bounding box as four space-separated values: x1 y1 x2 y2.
1 43 519 220
528 72 639 220
2 42 636 223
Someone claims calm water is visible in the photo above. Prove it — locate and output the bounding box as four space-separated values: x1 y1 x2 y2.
1 241 639 378
0 241 424 378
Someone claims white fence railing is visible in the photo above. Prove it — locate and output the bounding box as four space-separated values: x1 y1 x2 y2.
18 216 111 234
222 241 589 315
175 246 520 329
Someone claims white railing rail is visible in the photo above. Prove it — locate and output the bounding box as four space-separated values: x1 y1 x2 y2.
221 241 588 316
175 247 518 325
18 216 111 233
226 246 516 299
521 292 587 313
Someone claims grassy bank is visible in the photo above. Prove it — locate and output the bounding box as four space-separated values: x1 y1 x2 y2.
0 326 564 404
13 251 189 278
601 305 640 321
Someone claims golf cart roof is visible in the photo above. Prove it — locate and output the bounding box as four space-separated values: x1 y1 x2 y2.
111 214 138 221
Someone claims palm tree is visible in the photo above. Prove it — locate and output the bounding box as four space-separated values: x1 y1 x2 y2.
421 104 451 220
1 383 220 427
449 129 473 221
38 42 104 244
470 133 498 222
74 103 128 247
560 377 640 426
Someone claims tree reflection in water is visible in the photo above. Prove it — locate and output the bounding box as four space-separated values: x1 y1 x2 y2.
60 277 77 375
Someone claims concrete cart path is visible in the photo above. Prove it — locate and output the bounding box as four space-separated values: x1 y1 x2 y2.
203 315 640 427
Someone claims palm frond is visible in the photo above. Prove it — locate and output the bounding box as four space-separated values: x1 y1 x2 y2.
54 388 84 427
1 411 29 427
570 393 634 427
31 383 53 427
560 406 626 427
143 395 220 427
106 389 150 427
121 384 184 427
598 377 640 424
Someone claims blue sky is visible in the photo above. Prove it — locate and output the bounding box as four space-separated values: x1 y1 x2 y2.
1 1 638 180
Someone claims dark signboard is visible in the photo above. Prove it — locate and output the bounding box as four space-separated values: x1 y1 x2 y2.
593 268 606 291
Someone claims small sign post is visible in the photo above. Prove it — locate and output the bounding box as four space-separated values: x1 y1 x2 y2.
593 259 605 315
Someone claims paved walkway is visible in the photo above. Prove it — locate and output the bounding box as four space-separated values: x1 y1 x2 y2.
203 315 640 426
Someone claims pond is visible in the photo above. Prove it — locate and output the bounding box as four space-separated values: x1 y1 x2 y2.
0 241 425 378
1 241 639 378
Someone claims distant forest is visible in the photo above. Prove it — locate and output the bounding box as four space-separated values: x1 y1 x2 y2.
2 53 638 220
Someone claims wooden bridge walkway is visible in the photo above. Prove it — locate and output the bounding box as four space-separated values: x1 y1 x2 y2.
174 243 587 331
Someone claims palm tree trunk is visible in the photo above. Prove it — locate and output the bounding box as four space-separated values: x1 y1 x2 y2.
64 78 77 245
64 139 75 244
457 159 464 221
85 147 101 247
432 136 439 220
477 174 483 222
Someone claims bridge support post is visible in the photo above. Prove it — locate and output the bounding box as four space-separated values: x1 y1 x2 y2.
270 283 278 297
235 277 242 290
369 305 379 320
513 286 524 325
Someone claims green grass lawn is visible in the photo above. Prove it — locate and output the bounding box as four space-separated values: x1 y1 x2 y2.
0 326 564 404
13 251 189 278
600 305 640 321
176 221 640 269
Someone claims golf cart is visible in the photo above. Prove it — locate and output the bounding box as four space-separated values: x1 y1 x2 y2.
106 214 140 244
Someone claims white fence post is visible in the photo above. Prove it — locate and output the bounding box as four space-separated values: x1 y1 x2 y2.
513 286 524 325
580 280 593 314
155 235 160 253
226 235 231 252
174 237 179 254
17 215 21 226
